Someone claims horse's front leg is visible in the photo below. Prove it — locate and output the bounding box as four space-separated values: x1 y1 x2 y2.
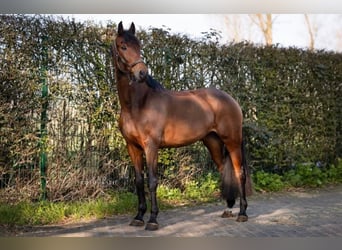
144 144 159 231
127 144 146 227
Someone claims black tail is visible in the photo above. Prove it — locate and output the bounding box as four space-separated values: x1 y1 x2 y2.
221 148 239 208
241 140 253 196
221 140 253 208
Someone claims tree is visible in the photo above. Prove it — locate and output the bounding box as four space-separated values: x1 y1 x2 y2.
249 14 274 46
334 15 342 51
224 15 243 43
304 14 318 51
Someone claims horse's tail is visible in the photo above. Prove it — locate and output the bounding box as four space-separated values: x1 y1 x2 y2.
221 147 239 208
241 139 253 196
221 139 253 208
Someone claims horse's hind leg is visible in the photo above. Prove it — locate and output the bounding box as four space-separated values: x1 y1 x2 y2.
203 132 225 173
224 142 248 222
203 133 235 218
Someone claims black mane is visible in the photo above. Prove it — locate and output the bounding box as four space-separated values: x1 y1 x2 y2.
146 75 165 91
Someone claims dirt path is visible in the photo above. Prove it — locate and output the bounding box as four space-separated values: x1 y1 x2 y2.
6 185 342 237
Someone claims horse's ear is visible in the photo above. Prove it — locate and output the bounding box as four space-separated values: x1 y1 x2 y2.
129 22 135 35
118 21 124 35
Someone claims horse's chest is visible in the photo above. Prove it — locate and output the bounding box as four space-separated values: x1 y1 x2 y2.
119 113 141 143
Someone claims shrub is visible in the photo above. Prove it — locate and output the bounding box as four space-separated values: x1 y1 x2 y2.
252 171 285 192
157 185 183 201
326 161 342 183
283 163 328 188
0 15 341 203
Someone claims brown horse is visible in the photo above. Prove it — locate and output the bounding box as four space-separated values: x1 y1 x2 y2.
112 22 252 231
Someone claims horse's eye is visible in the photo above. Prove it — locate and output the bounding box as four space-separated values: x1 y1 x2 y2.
121 46 127 51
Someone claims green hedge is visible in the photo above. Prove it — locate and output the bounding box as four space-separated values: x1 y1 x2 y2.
0 15 341 200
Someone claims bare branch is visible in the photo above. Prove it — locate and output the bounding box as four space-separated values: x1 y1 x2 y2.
304 14 316 50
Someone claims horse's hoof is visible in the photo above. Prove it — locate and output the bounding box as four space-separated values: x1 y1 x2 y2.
236 215 248 222
129 219 145 227
145 222 159 231
221 210 234 218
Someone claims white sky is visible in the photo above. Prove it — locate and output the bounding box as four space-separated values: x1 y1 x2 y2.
60 14 342 52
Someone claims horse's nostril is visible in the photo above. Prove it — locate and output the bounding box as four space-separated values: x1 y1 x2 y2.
139 70 146 78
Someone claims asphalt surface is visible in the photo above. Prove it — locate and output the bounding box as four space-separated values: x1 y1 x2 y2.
8 185 342 237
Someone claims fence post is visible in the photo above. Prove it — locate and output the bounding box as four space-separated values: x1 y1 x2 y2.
39 35 48 200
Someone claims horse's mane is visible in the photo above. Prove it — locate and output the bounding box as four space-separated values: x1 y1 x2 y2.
146 75 165 91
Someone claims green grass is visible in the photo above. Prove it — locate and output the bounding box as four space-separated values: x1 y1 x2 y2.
0 173 221 227
157 172 221 208
0 192 137 226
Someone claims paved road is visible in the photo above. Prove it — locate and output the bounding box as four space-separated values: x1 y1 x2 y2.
14 185 342 237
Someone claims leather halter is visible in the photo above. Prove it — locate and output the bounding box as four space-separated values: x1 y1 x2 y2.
112 39 145 75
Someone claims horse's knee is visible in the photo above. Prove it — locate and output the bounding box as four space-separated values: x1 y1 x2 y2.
135 175 144 189
148 177 158 191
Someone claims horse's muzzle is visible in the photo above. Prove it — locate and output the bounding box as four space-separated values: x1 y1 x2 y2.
132 62 148 82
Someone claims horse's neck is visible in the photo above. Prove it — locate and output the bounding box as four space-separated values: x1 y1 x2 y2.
116 73 149 112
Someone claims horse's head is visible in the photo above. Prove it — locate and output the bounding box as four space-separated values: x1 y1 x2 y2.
113 21 148 82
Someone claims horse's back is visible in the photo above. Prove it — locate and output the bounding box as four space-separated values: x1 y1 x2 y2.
163 86 242 125
196 87 242 118
162 87 243 143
